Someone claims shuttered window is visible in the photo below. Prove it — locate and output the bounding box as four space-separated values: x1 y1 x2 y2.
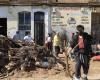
18 11 31 30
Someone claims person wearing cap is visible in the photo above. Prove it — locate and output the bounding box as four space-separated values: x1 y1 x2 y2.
67 25 93 80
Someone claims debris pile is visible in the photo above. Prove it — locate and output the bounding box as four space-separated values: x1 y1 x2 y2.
0 35 66 78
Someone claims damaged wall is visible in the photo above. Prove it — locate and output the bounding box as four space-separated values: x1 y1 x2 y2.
51 7 91 41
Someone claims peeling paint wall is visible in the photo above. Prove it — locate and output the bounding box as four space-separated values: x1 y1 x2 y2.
51 7 91 41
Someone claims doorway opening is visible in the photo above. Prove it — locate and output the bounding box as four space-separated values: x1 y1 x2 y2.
34 12 45 46
91 13 100 44
0 18 7 36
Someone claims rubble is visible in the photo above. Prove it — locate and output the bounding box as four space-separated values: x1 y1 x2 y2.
0 35 66 78
0 35 99 80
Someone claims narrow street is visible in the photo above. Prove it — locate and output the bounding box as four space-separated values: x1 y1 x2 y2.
0 0 100 80
4 54 100 80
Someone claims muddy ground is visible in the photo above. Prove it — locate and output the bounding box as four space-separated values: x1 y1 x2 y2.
4 53 100 80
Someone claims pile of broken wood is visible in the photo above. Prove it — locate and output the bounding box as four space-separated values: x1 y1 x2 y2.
0 35 66 78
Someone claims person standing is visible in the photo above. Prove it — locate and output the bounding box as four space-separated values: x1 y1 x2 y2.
67 25 92 80
13 31 20 42
53 32 61 57
24 31 34 43
46 33 52 51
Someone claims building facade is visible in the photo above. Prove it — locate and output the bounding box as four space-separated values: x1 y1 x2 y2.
0 0 100 45
51 7 91 41
0 6 51 45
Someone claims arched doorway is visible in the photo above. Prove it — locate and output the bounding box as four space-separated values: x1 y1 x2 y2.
34 12 45 46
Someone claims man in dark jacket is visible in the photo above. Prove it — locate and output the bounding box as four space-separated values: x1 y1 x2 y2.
67 25 92 80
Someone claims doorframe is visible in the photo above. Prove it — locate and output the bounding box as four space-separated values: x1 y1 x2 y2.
32 7 50 41
0 18 7 36
34 12 45 45
91 12 100 43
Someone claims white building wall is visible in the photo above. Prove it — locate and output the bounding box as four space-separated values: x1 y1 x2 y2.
0 6 51 39
7 6 31 38
0 6 92 41
0 6 8 18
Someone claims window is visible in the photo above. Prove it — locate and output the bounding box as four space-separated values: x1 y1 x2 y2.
18 11 31 30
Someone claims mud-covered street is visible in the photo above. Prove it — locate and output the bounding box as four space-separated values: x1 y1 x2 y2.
4 53 100 80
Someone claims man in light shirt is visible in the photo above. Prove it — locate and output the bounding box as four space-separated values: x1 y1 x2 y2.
24 31 34 43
